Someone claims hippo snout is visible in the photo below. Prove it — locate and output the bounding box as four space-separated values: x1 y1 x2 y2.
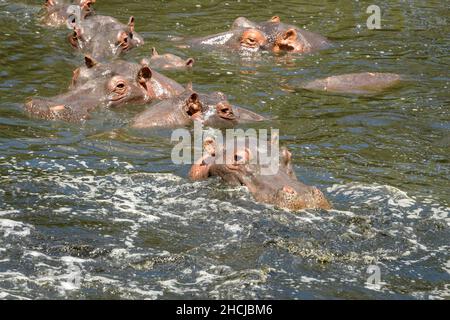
26 99 65 119
25 99 82 122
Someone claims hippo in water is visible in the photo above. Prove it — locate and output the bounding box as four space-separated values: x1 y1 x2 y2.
186 16 330 54
189 137 331 211
298 72 402 94
41 0 95 27
68 15 144 60
142 48 195 71
71 56 184 97
26 59 184 122
131 85 265 129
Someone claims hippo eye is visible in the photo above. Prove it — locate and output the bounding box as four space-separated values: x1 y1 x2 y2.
246 38 256 45
117 83 125 89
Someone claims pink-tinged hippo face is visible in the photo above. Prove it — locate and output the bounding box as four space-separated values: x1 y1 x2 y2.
42 0 96 27
68 16 144 60
190 137 331 211
131 86 265 129
25 65 155 122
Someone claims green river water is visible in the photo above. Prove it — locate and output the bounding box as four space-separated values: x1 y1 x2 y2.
0 0 449 299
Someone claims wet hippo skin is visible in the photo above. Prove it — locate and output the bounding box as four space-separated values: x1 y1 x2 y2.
189 137 331 211
131 85 265 129
187 16 331 54
25 59 184 122
143 48 195 71
41 0 96 27
68 15 144 60
299 72 402 94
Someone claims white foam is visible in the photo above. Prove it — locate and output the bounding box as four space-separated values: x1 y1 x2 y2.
0 219 32 238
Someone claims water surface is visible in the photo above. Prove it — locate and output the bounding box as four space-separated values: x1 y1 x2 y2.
0 0 449 299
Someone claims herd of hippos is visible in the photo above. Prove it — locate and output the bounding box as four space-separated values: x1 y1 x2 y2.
25 0 403 211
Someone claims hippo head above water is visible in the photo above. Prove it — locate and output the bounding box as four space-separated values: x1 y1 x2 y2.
42 0 96 27
68 16 144 60
71 56 184 98
25 64 155 122
131 85 265 129
188 16 330 55
189 137 332 211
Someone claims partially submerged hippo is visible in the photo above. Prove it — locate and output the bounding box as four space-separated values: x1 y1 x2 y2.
142 48 194 71
68 15 144 60
25 62 182 122
189 137 331 211
299 72 402 94
41 0 95 27
187 16 330 54
71 56 184 98
131 85 265 129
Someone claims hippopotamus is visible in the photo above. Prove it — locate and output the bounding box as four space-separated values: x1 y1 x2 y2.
68 15 144 60
71 56 184 98
41 0 95 27
189 137 331 211
25 60 183 122
186 16 330 54
131 85 265 129
298 72 402 94
141 48 194 71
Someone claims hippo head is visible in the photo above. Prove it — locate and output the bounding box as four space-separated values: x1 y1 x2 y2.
25 64 154 122
43 0 95 27
71 56 141 88
68 16 144 59
179 87 265 127
131 85 265 129
272 28 311 53
145 47 194 70
190 137 331 211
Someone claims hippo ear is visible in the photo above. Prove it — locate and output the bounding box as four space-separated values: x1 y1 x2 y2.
138 66 152 82
270 16 281 23
45 0 56 8
283 28 298 41
128 16 135 33
151 47 159 57
185 93 203 118
68 27 82 48
137 66 155 97
185 58 195 67
188 93 200 104
84 55 97 69
80 0 95 9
